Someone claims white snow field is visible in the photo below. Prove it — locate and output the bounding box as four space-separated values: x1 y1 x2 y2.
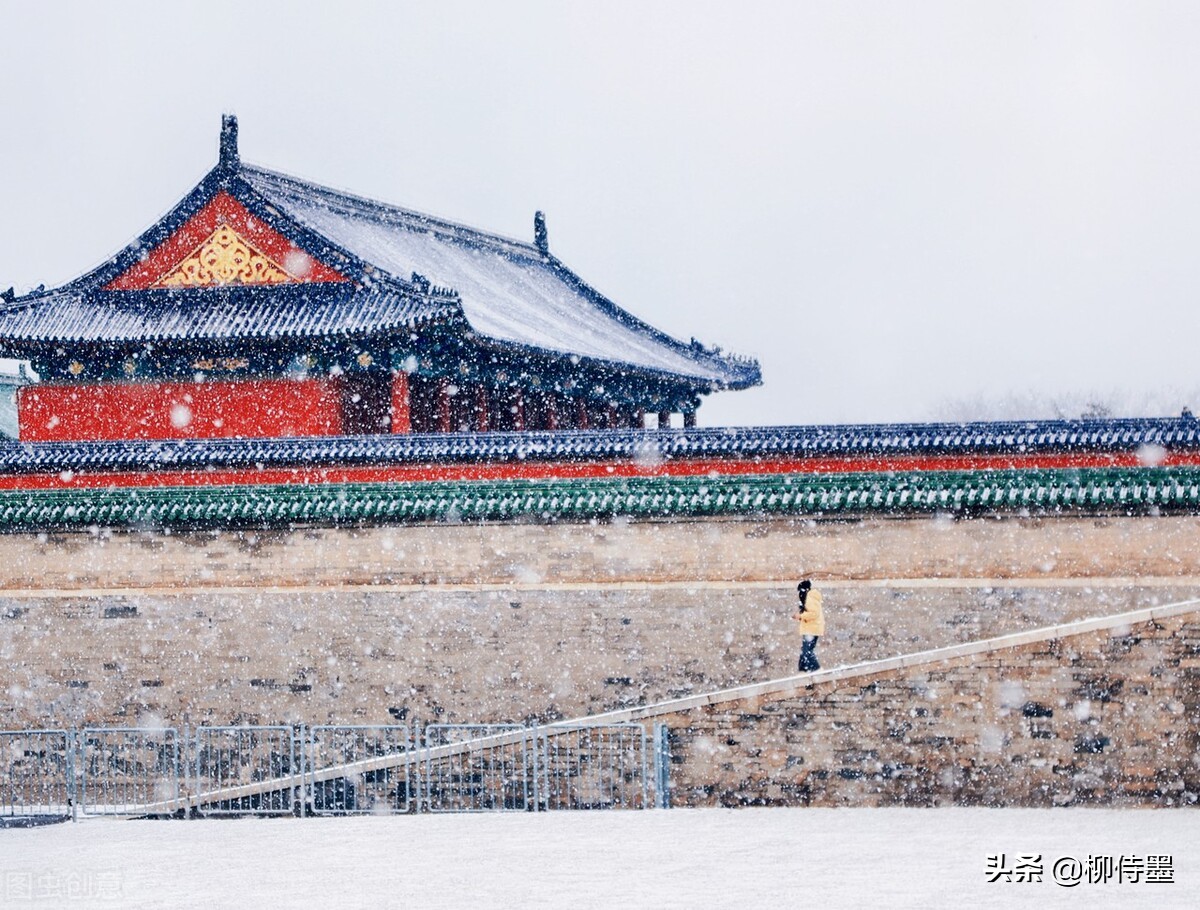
2 808 1197 909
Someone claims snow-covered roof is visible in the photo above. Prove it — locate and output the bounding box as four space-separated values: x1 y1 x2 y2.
240 167 758 387
0 119 759 391
0 416 1194 472
0 282 445 345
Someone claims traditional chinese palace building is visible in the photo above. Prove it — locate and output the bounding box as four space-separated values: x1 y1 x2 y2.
1 118 1199 532
0 116 759 443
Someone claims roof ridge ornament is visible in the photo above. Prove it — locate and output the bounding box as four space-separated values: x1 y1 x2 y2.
219 114 239 169
534 210 548 255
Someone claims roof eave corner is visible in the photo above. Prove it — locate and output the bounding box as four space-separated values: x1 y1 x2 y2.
718 357 763 391
438 292 471 330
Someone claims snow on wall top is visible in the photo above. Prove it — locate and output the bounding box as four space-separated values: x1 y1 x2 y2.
0 417 1195 471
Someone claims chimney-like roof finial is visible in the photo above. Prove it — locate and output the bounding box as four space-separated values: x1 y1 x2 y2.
219 114 239 168
534 210 548 255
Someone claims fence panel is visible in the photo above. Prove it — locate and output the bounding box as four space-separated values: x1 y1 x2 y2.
1 722 662 818
80 727 178 816
538 724 648 810
652 722 671 809
308 725 411 815
0 730 72 817
194 726 297 815
423 724 530 812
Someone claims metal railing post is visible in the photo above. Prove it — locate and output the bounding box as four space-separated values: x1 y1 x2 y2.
652 722 671 809
69 729 77 822
416 720 425 814
182 725 192 819
295 724 306 818
529 726 539 812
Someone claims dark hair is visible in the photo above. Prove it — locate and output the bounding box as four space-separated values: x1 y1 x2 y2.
797 579 811 610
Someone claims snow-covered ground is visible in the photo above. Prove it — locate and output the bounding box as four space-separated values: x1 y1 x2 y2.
2 808 1197 909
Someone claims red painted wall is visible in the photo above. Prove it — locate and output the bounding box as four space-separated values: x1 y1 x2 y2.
391 371 411 434
18 378 344 442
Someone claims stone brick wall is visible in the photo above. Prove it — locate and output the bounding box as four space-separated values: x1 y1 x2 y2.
3 581 1197 731
654 612 1200 808
2 514 1199 731
1 513 1199 589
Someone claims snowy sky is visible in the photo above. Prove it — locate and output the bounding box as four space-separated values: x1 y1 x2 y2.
2 1 1199 427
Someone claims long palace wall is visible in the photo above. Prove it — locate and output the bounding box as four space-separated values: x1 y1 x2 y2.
2 514 1199 730
3 513 1200 589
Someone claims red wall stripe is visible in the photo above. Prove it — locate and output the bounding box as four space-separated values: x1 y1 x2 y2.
1 451 1197 492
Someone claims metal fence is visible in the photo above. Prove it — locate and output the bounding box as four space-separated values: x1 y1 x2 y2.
0 721 669 819
194 726 298 816
423 724 530 813
0 729 72 817
538 724 648 810
80 727 178 816
309 725 411 815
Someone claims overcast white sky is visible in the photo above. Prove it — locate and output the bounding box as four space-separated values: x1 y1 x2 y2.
2 1 1199 426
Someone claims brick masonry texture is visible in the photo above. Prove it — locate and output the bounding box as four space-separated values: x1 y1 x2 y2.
658 613 1200 808
2 514 1198 731
0 513 1199 589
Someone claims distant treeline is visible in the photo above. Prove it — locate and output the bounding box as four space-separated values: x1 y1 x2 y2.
932 387 1200 422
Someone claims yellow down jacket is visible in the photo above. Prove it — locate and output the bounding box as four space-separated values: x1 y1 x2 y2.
796 589 825 636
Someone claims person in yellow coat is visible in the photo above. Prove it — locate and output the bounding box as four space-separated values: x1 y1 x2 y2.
793 579 824 672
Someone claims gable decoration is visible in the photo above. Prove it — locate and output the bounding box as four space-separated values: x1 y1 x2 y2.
105 191 347 290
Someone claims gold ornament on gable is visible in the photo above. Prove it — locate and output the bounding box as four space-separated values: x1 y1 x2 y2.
154 224 299 288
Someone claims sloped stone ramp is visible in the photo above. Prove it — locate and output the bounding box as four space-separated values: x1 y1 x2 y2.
132 596 1200 814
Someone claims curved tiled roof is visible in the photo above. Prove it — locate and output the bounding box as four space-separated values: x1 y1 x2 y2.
0 281 448 345
0 417 1194 472
0 120 759 390
240 167 758 388
0 466 1196 530
0 418 1195 529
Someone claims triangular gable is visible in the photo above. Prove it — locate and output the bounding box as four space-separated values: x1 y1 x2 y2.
105 191 348 290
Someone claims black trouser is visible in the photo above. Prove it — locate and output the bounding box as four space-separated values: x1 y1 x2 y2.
798 635 820 672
